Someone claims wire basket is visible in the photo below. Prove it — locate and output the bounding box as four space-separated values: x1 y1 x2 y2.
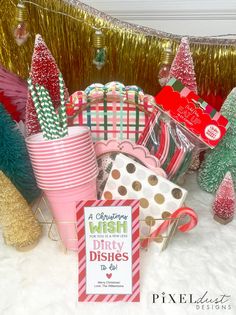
33 194 181 253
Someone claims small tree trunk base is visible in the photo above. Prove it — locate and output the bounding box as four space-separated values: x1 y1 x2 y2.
214 214 233 225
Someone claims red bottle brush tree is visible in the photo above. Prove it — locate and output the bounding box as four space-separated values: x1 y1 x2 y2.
25 34 68 136
213 171 235 224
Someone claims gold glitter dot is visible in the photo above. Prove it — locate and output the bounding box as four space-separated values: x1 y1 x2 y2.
148 175 158 186
111 169 120 180
162 211 172 219
126 163 136 174
132 181 142 191
154 235 163 243
140 198 149 209
145 216 155 227
154 194 165 204
104 191 113 200
118 186 127 196
171 188 183 199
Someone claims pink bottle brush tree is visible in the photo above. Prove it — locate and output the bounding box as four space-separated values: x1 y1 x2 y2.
168 37 198 94
212 171 235 224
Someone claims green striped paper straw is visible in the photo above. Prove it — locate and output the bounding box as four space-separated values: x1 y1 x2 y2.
28 79 50 140
38 85 57 140
40 86 60 139
41 86 63 138
58 73 68 137
35 84 53 140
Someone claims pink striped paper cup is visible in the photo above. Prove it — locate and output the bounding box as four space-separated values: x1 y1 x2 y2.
37 171 98 190
26 126 97 176
26 126 90 147
33 160 97 178
30 152 96 171
27 137 92 156
34 162 98 180
35 166 98 187
26 133 92 151
26 126 98 250
44 177 97 250
28 146 95 164
32 159 96 175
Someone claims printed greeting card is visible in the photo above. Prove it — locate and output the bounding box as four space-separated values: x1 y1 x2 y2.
77 199 140 302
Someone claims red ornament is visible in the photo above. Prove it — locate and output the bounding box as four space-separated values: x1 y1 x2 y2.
25 34 69 136
168 37 198 94
213 171 235 224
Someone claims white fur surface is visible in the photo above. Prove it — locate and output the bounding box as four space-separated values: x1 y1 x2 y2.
0 173 235 315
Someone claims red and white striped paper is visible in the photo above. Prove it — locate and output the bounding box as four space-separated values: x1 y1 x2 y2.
77 199 140 302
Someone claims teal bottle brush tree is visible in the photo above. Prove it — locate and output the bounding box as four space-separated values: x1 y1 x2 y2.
0 104 41 203
198 88 236 193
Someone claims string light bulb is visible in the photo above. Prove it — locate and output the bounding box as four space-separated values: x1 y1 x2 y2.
158 42 174 87
13 1 30 46
92 29 106 70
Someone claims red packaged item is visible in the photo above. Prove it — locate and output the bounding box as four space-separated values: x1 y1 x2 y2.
138 78 229 182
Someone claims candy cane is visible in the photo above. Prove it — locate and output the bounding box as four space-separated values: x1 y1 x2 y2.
140 207 198 249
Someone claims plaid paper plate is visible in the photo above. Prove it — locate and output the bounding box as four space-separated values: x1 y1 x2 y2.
66 81 156 143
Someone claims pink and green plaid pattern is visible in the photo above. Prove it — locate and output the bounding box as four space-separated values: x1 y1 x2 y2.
66 82 156 143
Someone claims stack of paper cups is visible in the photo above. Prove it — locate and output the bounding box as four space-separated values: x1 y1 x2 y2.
26 126 98 250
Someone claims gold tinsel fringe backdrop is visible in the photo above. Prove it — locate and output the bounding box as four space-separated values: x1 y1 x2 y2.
1 0 236 98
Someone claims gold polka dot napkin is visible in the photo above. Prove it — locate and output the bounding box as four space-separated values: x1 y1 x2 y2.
102 154 188 244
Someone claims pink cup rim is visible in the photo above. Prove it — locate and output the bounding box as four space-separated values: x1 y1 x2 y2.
26 136 92 153
36 168 98 185
32 158 97 174
27 134 92 152
29 145 94 162
26 126 90 145
38 172 98 190
33 161 97 176
31 157 97 172
34 168 97 181
33 158 97 178
30 150 96 168
44 177 97 194
26 133 91 151
26 132 91 149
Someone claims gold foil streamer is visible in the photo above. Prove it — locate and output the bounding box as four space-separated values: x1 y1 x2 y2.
0 0 236 98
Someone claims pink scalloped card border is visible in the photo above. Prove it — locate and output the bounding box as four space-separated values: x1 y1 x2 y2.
94 140 166 178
